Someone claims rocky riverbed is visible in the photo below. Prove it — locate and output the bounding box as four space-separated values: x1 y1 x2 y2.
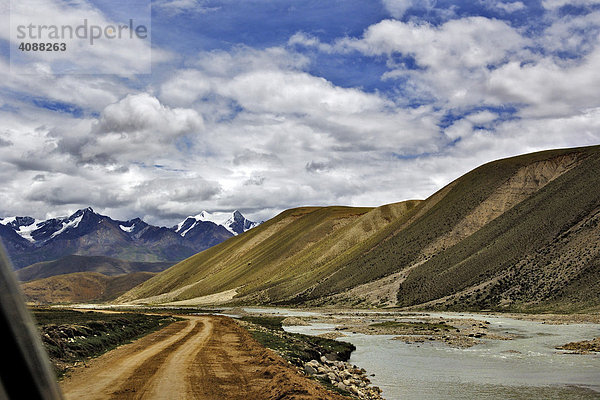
557 337 600 354
306 313 514 348
237 308 600 399
235 313 384 399
303 357 383 400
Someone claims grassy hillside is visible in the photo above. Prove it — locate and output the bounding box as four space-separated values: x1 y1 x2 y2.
327 145 600 311
22 271 156 304
119 202 419 304
120 145 600 312
395 151 600 308
17 255 172 282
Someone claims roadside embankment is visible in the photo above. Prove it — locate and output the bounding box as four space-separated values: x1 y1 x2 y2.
237 314 384 399
32 307 177 377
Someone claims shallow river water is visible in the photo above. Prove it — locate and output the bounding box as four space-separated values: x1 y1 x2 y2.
237 308 600 400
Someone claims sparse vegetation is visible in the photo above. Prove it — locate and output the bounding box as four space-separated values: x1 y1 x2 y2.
369 321 453 331
31 308 178 377
239 316 355 366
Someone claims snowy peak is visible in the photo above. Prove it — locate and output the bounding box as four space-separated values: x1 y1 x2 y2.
0 216 39 242
0 207 106 244
0 216 36 230
174 210 259 236
0 206 241 269
173 217 202 237
1 207 258 247
192 210 223 225
221 210 260 236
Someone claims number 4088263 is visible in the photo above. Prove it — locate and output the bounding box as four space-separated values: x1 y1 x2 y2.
18 42 67 51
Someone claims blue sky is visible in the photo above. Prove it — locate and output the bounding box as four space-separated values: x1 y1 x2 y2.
1 0 600 224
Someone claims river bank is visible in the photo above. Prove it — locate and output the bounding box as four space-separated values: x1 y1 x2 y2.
236 314 384 399
226 307 600 400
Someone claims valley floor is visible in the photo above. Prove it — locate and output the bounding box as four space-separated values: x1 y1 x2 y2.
60 314 345 400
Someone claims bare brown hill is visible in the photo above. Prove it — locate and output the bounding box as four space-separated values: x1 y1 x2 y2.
119 145 600 312
22 271 155 304
17 255 172 282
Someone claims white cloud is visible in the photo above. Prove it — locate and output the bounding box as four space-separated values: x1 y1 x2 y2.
542 0 600 9
335 17 529 110
337 17 527 69
159 70 212 107
0 59 126 112
2 4 600 227
221 70 388 115
483 1 526 13
329 14 600 122
487 46 600 117
288 32 333 52
381 0 415 19
193 47 310 77
80 93 203 162
95 93 203 136
537 10 600 56
154 0 220 16
381 0 438 19
465 110 498 125
6 0 170 75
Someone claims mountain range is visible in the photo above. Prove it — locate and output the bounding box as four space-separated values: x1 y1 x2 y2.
0 208 259 269
119 145 600 312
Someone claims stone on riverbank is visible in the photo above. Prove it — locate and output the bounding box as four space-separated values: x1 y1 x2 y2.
302 358 383 399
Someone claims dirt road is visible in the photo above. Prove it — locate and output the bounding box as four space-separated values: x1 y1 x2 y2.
60 315 344 400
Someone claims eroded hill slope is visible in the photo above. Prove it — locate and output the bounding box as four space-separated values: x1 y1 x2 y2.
120 145 600 311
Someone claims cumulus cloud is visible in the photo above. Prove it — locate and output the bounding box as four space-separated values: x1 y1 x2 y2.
288 32 332 52
381 0 438 19
335 17 528 107
80 93 203 162
159 70 212 107
5 0 170 75
480 1 526 13
2 2 600 226
221 70 388 115
233 149 282 166
305 160 334 173
0 58 127 113
487 48 600 117
542 0 600 9
0 137 12 147
154 0 220 16
95 93 203 136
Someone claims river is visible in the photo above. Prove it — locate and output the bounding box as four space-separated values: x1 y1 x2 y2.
235 308 600 400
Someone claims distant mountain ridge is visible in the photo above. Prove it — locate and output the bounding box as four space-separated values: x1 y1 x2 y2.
0 208 259 268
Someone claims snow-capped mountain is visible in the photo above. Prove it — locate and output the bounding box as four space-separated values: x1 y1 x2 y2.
1 207 100 244
175 210 259 236
223 210 261 235
0 207 237 269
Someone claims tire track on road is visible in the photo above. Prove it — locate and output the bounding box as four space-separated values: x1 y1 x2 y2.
61 320 191 400
138 318 212 399
109 319 205 399
61 315 347 400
